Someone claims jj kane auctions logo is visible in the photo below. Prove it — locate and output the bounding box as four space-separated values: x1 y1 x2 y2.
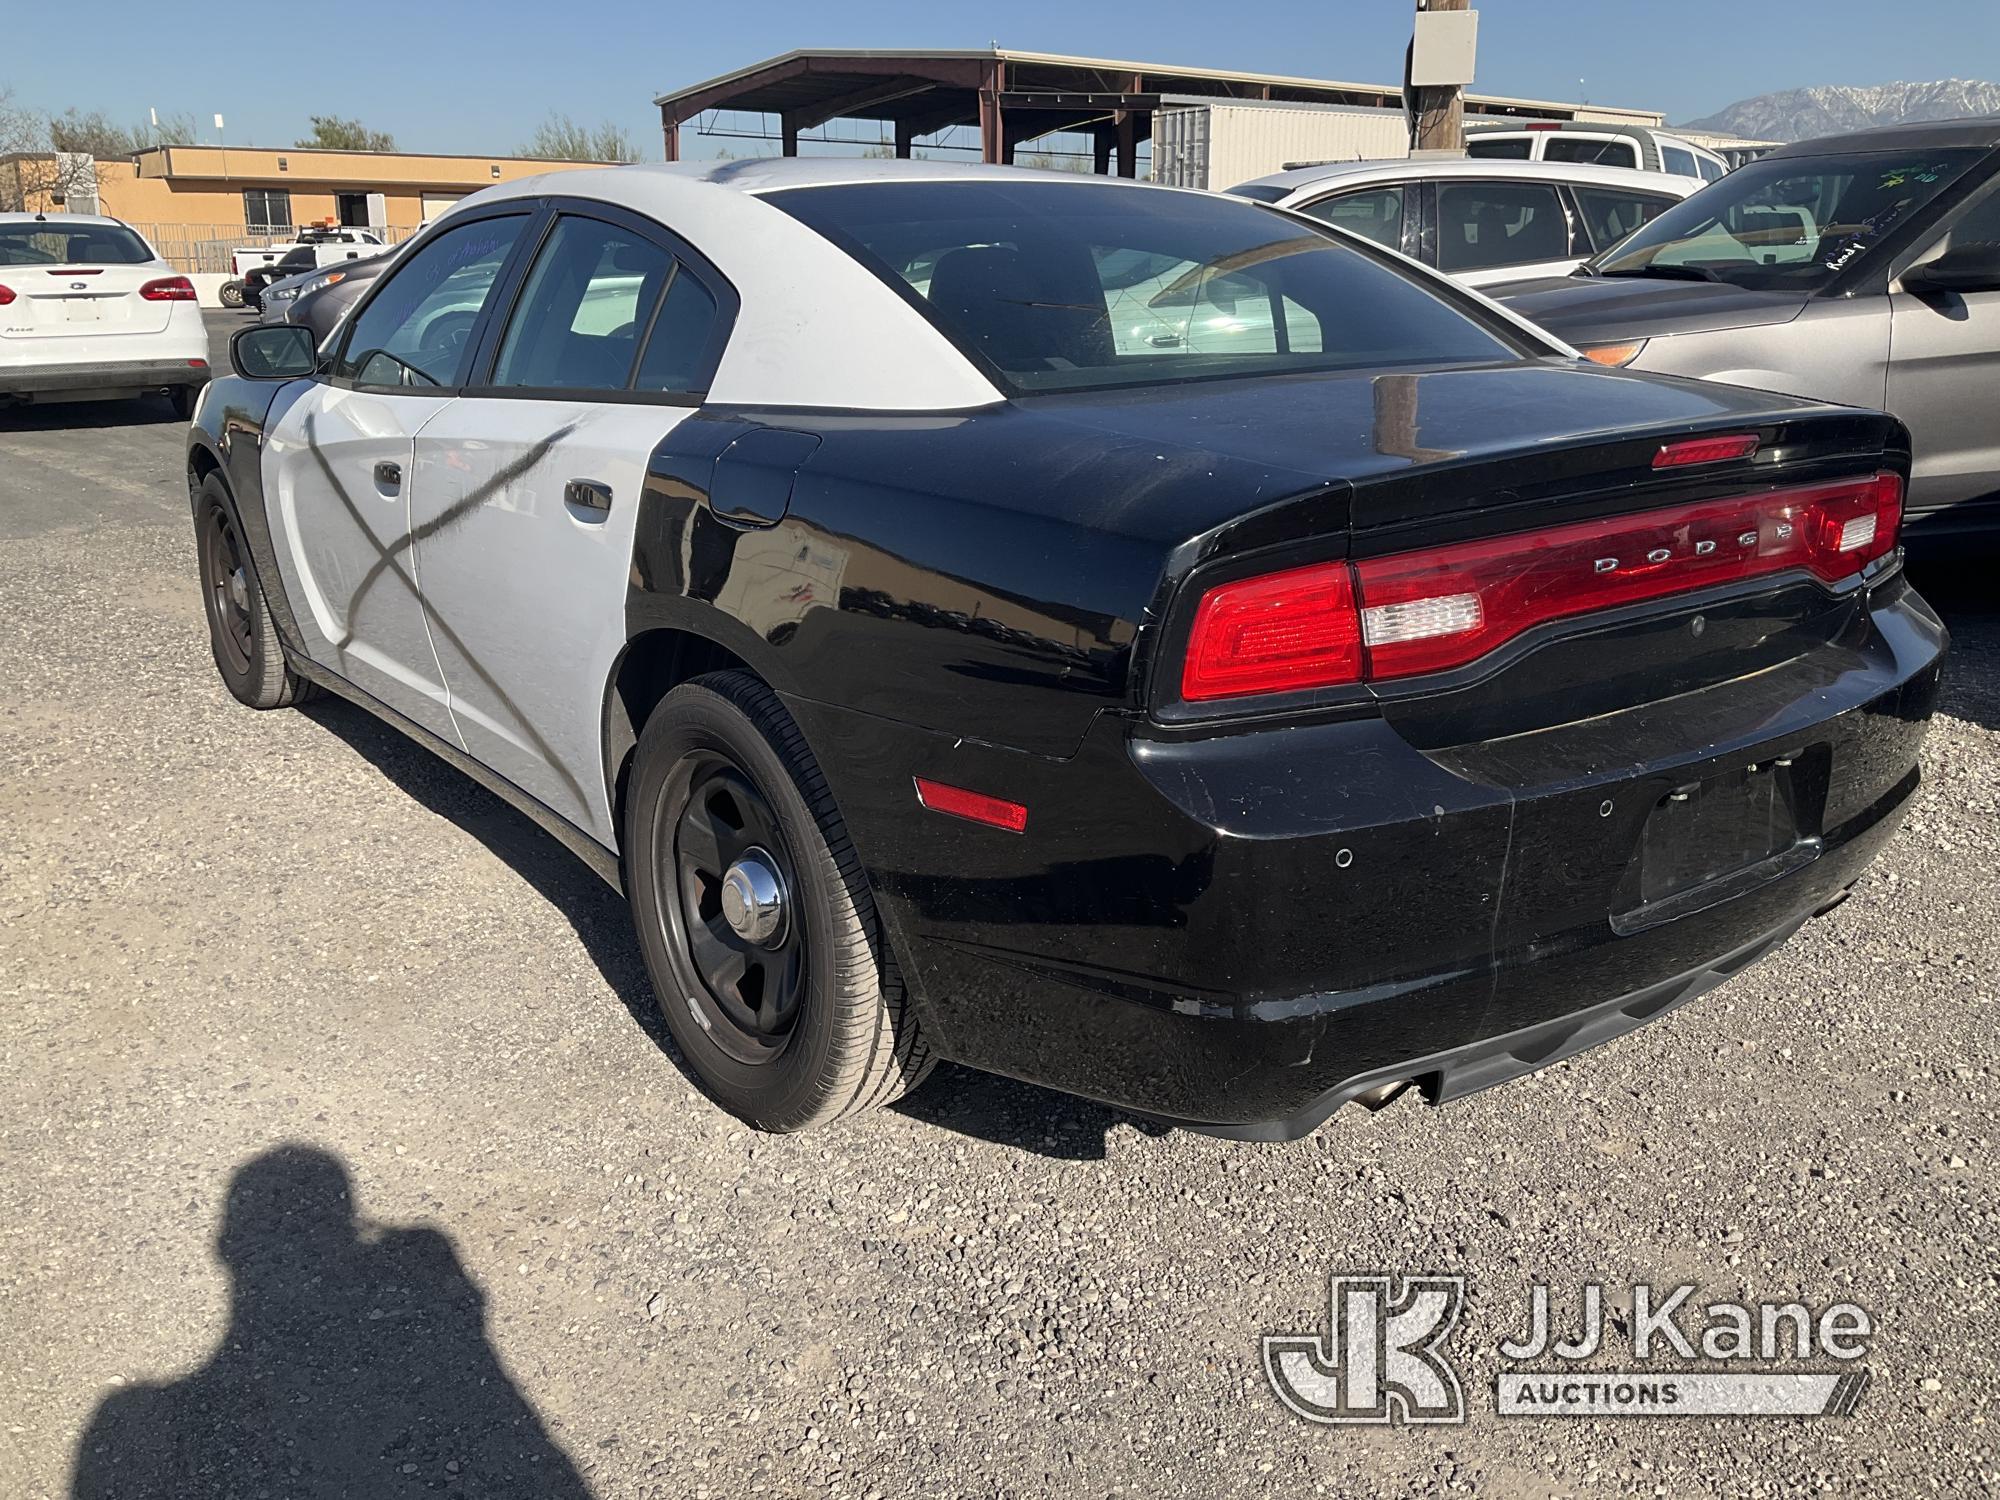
1265 1275 1875 1424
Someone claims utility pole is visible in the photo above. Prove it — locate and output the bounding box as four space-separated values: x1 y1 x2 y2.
1408 0 1476 154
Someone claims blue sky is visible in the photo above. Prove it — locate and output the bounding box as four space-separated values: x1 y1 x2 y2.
10 0 1998 158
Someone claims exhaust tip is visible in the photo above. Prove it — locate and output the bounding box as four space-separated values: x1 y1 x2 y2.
1350 1080 1411 1112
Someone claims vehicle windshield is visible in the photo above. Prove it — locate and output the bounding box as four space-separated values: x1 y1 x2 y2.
770 180 1529 394
1590 148 1983 288
0 222 153 266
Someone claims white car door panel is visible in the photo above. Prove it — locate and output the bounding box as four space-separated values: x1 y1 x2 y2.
264 383 457 734
413 401 692 840
409 209 729 844
263 209 534 737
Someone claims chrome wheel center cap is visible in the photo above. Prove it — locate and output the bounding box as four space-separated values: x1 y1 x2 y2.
228 568 249 613
719 850 787 945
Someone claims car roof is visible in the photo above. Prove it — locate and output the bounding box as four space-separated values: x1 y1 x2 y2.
0 212 134 228
1763 117 2000 158
1232 157 1696 197
530 157 1184 197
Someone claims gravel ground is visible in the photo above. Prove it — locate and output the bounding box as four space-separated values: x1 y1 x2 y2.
1 315 1995 1497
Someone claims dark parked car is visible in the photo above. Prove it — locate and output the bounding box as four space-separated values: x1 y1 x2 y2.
187 161 1943 1139
261 251 392 343
1491 119 2000 546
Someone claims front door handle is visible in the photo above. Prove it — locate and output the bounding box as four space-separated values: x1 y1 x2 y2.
373 459 401 492
564 478 613 515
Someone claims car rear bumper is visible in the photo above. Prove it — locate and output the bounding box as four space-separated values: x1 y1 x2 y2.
0 357 211 395
798 572 1946 1138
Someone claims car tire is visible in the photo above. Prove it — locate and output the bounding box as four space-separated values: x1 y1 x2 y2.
625 670 934 1131
192 472 315 709
219 280 245 309
166 386 197 421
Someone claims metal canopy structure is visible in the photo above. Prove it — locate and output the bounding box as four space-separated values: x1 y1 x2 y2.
655 48 1655 175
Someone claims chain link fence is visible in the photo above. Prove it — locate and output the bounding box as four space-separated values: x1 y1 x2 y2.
130 223 424 275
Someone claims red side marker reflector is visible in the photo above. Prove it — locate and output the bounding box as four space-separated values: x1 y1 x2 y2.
914 777 1028 833
1653 433 1760 468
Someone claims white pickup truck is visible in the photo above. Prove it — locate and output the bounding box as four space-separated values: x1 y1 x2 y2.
220 229 386 306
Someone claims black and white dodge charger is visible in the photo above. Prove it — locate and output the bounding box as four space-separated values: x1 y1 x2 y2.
188 159 1945 1138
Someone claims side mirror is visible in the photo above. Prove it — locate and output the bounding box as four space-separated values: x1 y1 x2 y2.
230 323 320 380
1903 241 2000 296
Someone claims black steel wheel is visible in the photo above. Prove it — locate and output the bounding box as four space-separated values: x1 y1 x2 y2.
664 756 808 1064
191 471 313 709
200 500 255 679
625 671 934 1131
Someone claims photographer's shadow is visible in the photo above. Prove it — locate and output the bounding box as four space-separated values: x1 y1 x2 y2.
71 1145 596 1499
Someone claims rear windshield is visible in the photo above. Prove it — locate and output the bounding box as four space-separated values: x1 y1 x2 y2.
0 223 153 266
1593 148 1985 289
769 179 1527 394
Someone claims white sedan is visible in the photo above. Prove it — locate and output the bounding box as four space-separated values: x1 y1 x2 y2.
1226 158 1697 288
0 214 210 415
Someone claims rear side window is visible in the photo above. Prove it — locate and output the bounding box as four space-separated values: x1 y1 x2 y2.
1225 183 1290 203
485 214 725 395
0 223 153 265
337 215 526 388
1663 147 1699 177
770 179 1525 395
492 216 674 390
1467 137 1533 160
1545 136 1641 169
1571 187 1676 251
1697 157 1726 183
633 272 720 392
1436 181 1573 271
1295 186 1406 250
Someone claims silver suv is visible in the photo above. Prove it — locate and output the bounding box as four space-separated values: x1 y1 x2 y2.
1492 120 2000 545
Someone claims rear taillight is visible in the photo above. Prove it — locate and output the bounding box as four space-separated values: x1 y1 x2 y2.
139 276 196 302
0 283 13 305
1181 560 1364 701
1178 473 1903 702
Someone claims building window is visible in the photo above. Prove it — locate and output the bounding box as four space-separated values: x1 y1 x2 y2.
490 165 501 178
244 188 293 234
277 156 289 172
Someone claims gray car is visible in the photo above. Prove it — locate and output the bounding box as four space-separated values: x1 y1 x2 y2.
1492 119 2000 545
264 252 393 345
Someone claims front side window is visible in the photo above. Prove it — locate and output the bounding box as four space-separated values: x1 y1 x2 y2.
1545 136 1641 169
244 189 292 234
1295 186 1406 250
0 222 153 266
1436 181 1573 271
1466 137 1533 160
1593 149 1985 289
1572 187 1676 252
770 180 1525 395
1697 157 1726 183
337 215 526 388
1663 147 1699 177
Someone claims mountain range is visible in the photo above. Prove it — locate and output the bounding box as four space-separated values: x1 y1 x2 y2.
1680 79 2000 142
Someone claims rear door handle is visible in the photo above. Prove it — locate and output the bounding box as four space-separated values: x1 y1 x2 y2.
564 478 613 515
373 460 401 492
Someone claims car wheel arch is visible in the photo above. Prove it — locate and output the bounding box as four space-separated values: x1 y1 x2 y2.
603 624 795 855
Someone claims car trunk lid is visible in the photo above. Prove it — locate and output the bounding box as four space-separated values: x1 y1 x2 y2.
0 263 178 339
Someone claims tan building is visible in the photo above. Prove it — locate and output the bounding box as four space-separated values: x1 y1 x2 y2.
1 145 621 271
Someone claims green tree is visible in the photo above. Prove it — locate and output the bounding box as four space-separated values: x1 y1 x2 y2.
297 114 396 152
517 113 637 163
